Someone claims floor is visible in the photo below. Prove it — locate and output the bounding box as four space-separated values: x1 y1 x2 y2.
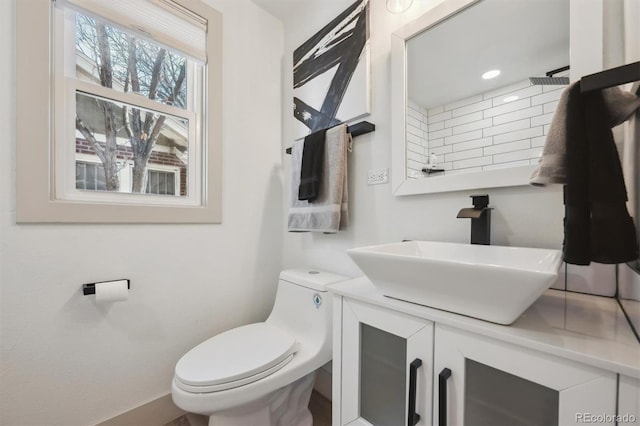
164 391 332 426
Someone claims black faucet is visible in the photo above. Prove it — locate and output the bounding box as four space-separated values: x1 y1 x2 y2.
456 194 491 245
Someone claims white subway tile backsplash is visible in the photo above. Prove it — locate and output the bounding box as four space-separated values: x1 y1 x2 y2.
531 136 546 147
483 118 531 137
428 110 452 124
445 94 484 112
445 111 484 128
452 118 493 135
453 156 493 169
543 100 559 115
407 78 563 176
429 145 452 156
445 129 483 145
492 105 543 126
531 113 554 127
445 148 483 162
493 126 543 144
407 132 423 145
531 89 563 106
493 147 541 164
451 99 493 118
543 124 552 135
543 85 566 94
407 137 424 149
429 121 444 132
484 98 532 118
407 149 424 163
429 138 445 147
407 123 424 137
428 127 453 140
453 137 493 152
408 107 422 120
483 139 530 155
408 116 421 129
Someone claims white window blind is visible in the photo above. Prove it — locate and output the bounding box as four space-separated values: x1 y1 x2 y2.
55 0 208 62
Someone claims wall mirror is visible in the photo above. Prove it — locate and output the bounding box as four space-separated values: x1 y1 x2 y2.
391 0 570 195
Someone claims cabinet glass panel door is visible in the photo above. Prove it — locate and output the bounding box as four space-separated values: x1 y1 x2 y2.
434 325 617 426
360 324 407 425
465 359 559 426
341 299 433 426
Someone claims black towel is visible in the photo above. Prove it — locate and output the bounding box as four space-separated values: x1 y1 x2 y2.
563 82 639 265
298 129 327 201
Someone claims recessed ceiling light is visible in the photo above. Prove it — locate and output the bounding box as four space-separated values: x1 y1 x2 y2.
503 95 519 102
482 69 501 80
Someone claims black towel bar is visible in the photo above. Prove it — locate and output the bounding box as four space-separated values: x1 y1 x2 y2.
581 61 640 93
285 121 375 154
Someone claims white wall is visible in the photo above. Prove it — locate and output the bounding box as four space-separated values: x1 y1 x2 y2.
0 1 285 424
279 0 565 278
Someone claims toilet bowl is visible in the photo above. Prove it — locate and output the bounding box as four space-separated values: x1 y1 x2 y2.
171 269 348 426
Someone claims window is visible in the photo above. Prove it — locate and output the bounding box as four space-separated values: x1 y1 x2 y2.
147 170 177 196
16 0 222 223
76 161 107 191
75 160 182 196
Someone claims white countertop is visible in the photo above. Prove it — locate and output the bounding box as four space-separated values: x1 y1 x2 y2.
330 276 640 378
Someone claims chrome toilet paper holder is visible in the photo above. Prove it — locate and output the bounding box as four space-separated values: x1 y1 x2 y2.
82 279 131 295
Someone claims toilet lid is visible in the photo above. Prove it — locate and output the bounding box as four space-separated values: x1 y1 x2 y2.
174 323 298 391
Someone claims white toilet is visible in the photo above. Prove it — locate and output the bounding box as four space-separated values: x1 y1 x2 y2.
171 269 348 426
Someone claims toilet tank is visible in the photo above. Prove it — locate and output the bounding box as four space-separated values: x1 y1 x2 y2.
266 269 348 346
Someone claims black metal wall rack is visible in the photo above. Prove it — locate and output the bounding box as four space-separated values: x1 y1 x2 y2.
580 61 640 93
285 121 375 154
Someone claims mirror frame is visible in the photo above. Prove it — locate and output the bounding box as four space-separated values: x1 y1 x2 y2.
391 0 540 196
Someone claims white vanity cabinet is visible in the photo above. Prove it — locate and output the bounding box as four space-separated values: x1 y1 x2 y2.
337 299 434 426
331 278 638 426
619 376 640 425
434 325 616 426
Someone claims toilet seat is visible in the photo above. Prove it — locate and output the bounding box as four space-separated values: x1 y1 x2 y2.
174 323 298 393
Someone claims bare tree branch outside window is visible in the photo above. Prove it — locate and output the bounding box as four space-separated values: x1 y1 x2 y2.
74 14 188 193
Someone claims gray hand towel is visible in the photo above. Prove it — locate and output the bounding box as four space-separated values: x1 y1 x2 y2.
531 81 639 265
530 83 640 186
288 124 350 233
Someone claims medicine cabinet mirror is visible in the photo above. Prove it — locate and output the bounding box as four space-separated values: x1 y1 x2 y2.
391 0 570 195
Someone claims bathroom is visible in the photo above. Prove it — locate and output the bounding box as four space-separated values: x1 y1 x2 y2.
1 0 639 425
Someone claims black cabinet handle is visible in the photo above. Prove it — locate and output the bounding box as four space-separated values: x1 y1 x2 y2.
408 358 422 426
438 368 452 426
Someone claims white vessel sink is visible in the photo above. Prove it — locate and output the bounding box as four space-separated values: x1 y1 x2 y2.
347 241 563 325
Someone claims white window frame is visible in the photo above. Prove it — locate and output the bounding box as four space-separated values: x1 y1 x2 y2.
16 0 222 223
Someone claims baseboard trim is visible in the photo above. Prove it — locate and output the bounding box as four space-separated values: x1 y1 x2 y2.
96 394 185 426
97 366 333 425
